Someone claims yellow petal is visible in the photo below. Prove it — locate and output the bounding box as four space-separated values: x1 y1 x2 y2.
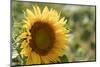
36 6 41 16
31 52 41 64
33 6 38 16
42 6 49 18
26 52 41 64
26 9 34 20
59 17 66 24
18 32 28 39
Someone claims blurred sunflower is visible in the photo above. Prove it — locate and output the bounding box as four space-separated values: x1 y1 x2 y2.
19 6 69 64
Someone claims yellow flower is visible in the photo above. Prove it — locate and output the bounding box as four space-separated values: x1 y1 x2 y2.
19 6 69 64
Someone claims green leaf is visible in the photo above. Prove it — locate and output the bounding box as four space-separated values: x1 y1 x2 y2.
22 55 28 64
59 55 68 62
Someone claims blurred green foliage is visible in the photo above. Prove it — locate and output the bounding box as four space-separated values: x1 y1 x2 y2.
12 0 96 65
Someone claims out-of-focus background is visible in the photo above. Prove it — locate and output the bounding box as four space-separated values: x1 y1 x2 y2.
12 0 96 65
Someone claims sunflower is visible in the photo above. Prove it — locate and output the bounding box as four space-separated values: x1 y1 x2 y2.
19 6 69 64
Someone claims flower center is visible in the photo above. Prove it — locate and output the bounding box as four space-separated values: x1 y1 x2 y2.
35 29 51 50
29 22 55 55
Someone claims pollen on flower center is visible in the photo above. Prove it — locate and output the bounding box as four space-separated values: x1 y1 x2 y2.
29 22 55 55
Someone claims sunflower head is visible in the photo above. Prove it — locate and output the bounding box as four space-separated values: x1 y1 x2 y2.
19 6 69 64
